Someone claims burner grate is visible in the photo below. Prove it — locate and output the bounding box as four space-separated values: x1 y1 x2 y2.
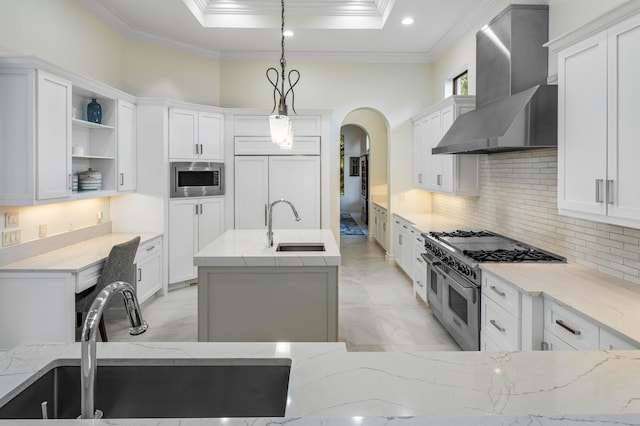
431 230 495 239
463 248 565 262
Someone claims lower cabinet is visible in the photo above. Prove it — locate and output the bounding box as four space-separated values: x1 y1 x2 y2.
169 197 224 284
135 236 162 304
542 299 640 351
372 204 387 250
481 271 543 351
413 233 427 303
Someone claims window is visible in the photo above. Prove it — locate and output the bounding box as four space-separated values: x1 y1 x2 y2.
453 70 468 95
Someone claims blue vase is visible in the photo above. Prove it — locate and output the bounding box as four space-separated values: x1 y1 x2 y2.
87 98 102 124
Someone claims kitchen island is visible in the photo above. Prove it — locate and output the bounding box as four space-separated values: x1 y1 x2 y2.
194 229 341 342
1 342 640 424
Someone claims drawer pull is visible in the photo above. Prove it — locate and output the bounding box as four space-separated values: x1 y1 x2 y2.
555 319 581 336
416 280 424 288
146 245 156 252
416 257 424 263
490 319 505 333
489 286 506 297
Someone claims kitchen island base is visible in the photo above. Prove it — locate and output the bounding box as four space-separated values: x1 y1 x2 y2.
198 265 338 342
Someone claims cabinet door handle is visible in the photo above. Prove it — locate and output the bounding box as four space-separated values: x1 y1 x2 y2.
555 319 580 336
200 144 203 155
595 179 604 203
137 267 142 282
489 285 506 297
418 173 423 184
606 179 614 205
68 174 72 190
399 234 402 245
264 204 268 226
120 173 124 186
437 174 442 186
199 204 203 214
195 204 199 215
490 319 505 333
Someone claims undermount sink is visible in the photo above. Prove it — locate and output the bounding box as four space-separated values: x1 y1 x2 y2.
0 358 291 419
276 242 326 252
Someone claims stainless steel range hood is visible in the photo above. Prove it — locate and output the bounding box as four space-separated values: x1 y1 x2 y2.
433 5 557 155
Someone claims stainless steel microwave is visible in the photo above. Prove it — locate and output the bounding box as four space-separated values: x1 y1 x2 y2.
170 162 224 198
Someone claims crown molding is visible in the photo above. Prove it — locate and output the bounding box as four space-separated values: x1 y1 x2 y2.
221 50 430 64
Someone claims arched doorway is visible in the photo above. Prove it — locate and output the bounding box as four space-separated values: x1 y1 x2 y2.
339 108 389 246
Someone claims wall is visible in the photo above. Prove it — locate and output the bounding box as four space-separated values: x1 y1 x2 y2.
340 125 366 213
432 150 640 285
428 0 639 285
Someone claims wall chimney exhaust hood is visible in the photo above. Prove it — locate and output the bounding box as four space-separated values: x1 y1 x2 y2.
433 5 557 155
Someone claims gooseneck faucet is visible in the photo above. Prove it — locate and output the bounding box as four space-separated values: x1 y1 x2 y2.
80 281 148 419
267 199 301 247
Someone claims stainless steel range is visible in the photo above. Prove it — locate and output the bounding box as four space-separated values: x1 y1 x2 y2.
421 230 565 351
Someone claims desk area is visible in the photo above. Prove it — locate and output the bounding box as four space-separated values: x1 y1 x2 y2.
0 232 162 350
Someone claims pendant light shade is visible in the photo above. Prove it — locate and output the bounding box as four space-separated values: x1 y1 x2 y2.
266 0 299 149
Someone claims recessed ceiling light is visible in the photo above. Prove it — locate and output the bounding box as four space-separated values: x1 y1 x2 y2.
283 29 294 37
401 17 414 26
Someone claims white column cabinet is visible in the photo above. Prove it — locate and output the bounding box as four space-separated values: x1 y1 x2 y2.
37 70 73 200
234 156 320 230
169 197 224 283
411 96 478 196
555 12 640 228
169 108 223 161
117 100 136 192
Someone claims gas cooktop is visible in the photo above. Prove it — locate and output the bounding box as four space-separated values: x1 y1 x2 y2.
426 230 566 264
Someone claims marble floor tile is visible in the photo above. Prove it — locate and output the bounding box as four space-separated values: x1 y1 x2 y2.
104 231 461 353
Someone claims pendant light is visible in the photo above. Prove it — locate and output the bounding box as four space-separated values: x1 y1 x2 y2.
266 0 300 149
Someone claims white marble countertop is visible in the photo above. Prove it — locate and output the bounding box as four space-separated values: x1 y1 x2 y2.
392 212 465 233
194 229 341 267
1 342 640 424
0 232 162 273
482 262 640 344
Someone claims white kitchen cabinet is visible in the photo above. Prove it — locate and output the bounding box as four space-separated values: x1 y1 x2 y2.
117 100 136 192
234 156 320 230
0 68 72 205
169 108 223 161
371 204 387 251
135 236 162 304
481 271 544 351
169 197 224 283
413 232 427 303
555 12 640 228
599 328 640 350
392 215 416 278
411 96 478 196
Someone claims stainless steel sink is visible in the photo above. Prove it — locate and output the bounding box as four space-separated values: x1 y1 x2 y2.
276 242 325 252
0 358 291 419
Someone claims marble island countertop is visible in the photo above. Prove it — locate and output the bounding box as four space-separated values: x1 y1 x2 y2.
1 342 640 425
194 229 341 267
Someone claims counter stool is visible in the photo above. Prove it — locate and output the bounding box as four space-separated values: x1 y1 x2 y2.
76 236 140 342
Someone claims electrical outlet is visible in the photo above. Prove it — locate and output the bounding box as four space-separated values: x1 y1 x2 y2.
39 224 47 238
4 212 19 228
2 229 21 247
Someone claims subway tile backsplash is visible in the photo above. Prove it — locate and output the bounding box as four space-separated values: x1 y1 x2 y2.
431 148 640 286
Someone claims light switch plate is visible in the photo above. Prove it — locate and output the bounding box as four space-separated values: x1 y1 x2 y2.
2 229 21 247
4 212 18 228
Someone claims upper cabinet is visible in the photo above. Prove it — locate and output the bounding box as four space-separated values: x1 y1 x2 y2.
552 7 640 229
412 96 479 196
117 100 137 192
0 57 137 205
233 114 322 155
169 108 223 161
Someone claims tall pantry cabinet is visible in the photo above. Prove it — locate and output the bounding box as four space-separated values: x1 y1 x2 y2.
551 7 640 229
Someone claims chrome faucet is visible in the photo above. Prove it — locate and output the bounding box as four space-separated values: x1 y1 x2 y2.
267 199 301 247
80 281 148 419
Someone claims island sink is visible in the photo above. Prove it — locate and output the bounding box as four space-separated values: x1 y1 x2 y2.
0 358 291 419
276 242 325 252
